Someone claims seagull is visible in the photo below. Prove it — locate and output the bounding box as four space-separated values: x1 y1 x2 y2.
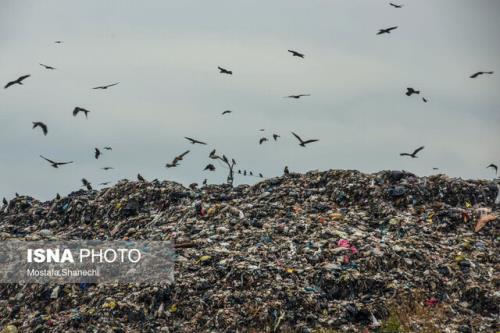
259 137 268 145
218 66 232 75
40 155 73 168
389 3 403 8
137 174 145 181
39 63 56 70
103 146 112 151
4 75 30 89
377 26 398 35
101 167 114 170
487 164 498 174
406 87 420 96
73 107 90 118
288 50 305 58
400 146 425 158
204 164 216 171
92 82 119 90
292 132 319 147
222 110 232 115
285 94 311 99
185 137 207 145
284 166 289 175
470 71 494 79
166 150 190 168
81 178 92 190
32 122 48 135
273 134 280 141
94 148 101 159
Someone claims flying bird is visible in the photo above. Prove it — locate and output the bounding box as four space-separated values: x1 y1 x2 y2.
99 182 111 186
92 82 119 90
94 148 101 159
40 155 73 168
185 137 207 145
209 149 218 159
273 134 280 141
377 26 398 35
103 146 112 151
470 71 494 79
422 97 428 103
32 122 48 136
259 173 263 178
406 88 420 96
73 107 90 118
4 75 30 89
81 178 92 190
222 110 232 115
137 174 145 181
39 63 56 70
389 3 403 8
218 66 232 75
400 146 425 158
288 50 305 58
166 150 190 168
487 164 498 174
285 94 311 99
204 164 216 171
259 137 268 145
101 167 114 170
292 132 319 147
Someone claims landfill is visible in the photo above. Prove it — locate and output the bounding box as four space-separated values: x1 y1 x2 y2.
0 170 498 332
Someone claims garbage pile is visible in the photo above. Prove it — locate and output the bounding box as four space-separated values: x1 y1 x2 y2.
1 170 498 332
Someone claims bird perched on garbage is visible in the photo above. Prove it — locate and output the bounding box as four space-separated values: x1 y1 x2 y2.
94 148 101 159
400 146 425 158
166 150 190 168
285 94 310 99
137 174 145 181
39 63 56 70
243 170 247 176
288 50 305 58
73 107 90 118
389 3 403 8
273 134 280 141
185 137 207 145
189 183 198 190
101 167 114 170
259 137 268 145
487 164 498 174
284 166 289 175
2 198 7 206
377 26 398 35
4 74 30 89
470 71 494 79
222 110 232 115
292 132 319 147
218 66 232 75
204 164 215 171
32 122 48 136
406 88 420 96
202 179 207 186
40 155 73 168
249 171 253 176
103 146 112 151
56 193 61 200
92 82 119 90
81 178 92 190
259 173 263 178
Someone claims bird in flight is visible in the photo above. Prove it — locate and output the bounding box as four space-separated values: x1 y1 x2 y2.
95 148 101 159
185 137 207 145
389 3 403 8
292 132 319 147
39 63 56 70
222 110 232 115
32 122 48 136
40 155 73 168
406 87 420 96
487 163 498 174
101 167 114 170
4 75 30 89
204 164 216 171
73 107 90 118
218 67 232 75
92 82 119 90
81 178 92 190
209 149 218 160
259 137 268 145
99 182 111 186
103 146 112 151
470 71 494 79
400 146 425 158
422 97 428 103
137 174 145 181
288 50 305 58
286 94 311 99
377 26 398 35
166 150 190 168
273 134 280 141
259 173 263 178
54 41 63 44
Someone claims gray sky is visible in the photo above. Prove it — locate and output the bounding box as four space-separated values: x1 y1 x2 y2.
1 0 499 200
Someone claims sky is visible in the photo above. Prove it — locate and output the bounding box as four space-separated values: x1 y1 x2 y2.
1 0 499 200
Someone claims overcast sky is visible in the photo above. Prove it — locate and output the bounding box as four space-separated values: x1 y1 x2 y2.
1 0 499 200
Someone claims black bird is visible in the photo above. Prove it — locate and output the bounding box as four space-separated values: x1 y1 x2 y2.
95 148 101 159
487 164 498 174
54 41 63 44
40 155 73 168
400 146 425 158
166 150 190 168
202 179 207 186
406 87 420 96
102 167 114 170
470 71 494 79
39 63 56 70
377 26 398 35
273 134 280 141
292 132 319 147
99 182 111 186
222 110 232 115
259 137 268 145
284 166 289 175
92 82 119 90
189 183 198 190
56 193 61 200
73 107 90 118
103 146 112 151
238 170 241 174
422 97 428 103
137 174 145 181
2 198 7 206
249 171 253 176
218 67 232 75
81 178 92 190
259 173 263 178
389 3 403 8
204 164 216 171
288 50 305 58
286 94 311 99
185 137 207 145
32 122 48 135
4 75 30 89
244 170 247 176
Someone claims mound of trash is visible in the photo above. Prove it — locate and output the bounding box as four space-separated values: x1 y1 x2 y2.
1 170 499 332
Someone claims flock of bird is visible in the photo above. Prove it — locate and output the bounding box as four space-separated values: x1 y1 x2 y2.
2 2 498 202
